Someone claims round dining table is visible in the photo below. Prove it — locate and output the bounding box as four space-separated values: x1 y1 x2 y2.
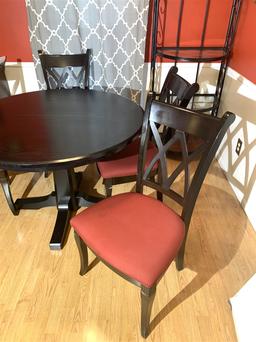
0 89 144 249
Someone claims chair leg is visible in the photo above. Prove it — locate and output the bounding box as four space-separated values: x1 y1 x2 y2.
0 170 19 215
176 236 187 271
104 178 113 197
157 191 163 201
44 171 50 178
74 231 89 276
176 247 184 271
140 285 156 338
156 166 163 202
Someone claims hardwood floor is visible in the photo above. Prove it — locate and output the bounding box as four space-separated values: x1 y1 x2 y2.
0 161 256 341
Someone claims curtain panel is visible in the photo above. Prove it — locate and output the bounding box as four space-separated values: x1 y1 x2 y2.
25 0 149 104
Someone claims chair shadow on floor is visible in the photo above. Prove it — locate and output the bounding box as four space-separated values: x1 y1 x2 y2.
149 180 253 333
8 171 43 199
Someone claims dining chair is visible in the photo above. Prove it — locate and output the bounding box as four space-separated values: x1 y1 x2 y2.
71 98 235 337
38 49 91 178
38 49 91 90
97 66 199 197
0 57 19 215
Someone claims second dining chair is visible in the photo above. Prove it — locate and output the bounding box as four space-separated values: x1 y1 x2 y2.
38 49 91 90
71 98 235 337
97 66 199 197
38 49 91 179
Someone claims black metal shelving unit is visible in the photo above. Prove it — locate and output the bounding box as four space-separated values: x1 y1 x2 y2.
150 0 242 116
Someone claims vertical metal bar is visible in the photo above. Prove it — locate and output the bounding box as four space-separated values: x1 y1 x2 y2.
176 0 184 48
193 0 210 111
224 0 242 51
212 0 242 116
151 0 160 93
212 60 228 116
172 0 184 103
192 63 200 110
200 0 211 47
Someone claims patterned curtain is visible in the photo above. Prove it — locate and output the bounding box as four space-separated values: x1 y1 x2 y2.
25 0 149 104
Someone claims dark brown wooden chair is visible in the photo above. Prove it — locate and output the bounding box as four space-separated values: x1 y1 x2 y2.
97 66 199 197
0 57 19 215
38 50 91 178
38 49 91 89
71 98 235 337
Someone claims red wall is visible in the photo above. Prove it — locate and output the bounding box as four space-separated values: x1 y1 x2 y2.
0 0 32 62
148 0 232 49
0 0 255 83
229 0 256 83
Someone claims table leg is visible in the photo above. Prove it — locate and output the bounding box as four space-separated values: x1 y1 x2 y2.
49 169 78 250
1 167 103 250
0 170 19 215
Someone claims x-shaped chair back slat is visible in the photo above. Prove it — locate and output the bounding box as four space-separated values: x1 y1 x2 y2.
137 99 235 227
38 50 91 90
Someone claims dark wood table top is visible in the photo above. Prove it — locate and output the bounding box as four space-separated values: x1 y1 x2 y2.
0 89 143 171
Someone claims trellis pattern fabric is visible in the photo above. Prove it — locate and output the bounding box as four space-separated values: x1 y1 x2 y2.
25 0 149 103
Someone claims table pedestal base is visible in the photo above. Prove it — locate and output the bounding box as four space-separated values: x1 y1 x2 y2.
1 169 104 250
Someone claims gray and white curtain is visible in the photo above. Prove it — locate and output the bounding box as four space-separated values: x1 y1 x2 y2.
25 0 149 104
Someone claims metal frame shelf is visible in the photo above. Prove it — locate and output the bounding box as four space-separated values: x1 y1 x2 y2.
150 0 242 116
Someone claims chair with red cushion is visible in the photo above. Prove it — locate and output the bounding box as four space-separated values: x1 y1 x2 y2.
71 98 235 337
97 66 199 197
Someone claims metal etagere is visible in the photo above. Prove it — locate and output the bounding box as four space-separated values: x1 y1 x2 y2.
150 0 242 116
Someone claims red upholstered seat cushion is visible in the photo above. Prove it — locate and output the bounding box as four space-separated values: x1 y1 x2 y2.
97 138 157 179
71 193 185 288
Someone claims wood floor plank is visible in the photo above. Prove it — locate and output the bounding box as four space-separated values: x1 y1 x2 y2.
0 161 256 341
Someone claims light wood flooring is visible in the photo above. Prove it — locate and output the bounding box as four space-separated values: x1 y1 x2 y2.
0 161 256 342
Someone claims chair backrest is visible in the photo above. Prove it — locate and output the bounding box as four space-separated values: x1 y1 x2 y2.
157 66 199 107
0 56 11 99
38 49 91 90
137 99 235 230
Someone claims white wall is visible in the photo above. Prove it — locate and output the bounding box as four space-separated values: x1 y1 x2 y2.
217 68 256 231
5 62 38 95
